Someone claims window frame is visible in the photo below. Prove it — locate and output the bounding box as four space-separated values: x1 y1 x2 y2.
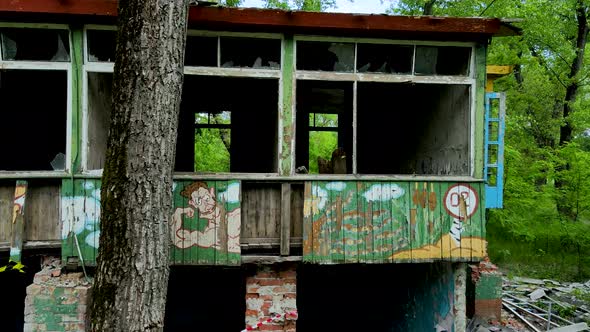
0 23 73 176
293 35 477 177
81 26 285 176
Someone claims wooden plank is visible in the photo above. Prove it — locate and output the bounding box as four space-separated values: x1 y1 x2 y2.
215 181 228 266
60 179 74 262
0 185 13 243
24 182 61 241
280 183 291 256
9 180 27 262
302 182 313 262
343 181 358 264
440 182 453 260
290 183 304 239
171 173 484 182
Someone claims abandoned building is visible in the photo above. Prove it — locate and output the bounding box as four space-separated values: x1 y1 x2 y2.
0 1 514 331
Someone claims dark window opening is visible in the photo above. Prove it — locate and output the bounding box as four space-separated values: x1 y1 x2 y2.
87 30 116 62
414 46 471 76
220 37 281 69
296 41 354 72
356 43 413 74
296 81 353 174
0 70 67 171
164 266 245 332
87 75 278 173
185 36 218 67
357 83 470 175
1 28 70 61
175 76 279 173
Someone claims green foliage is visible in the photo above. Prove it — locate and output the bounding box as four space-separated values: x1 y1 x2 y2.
194 128 230 172
218 0 337 11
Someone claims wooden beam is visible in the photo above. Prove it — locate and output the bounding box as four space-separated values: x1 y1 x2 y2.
0 1 516 38
280 183 291 256
241 255 302 264
9 180 27 262
486 65 513 92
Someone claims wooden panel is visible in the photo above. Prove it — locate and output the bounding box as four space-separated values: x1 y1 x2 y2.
302 180 485 264
60 179 101 265
280 183 291 256
0 184 14 243
290 183 304 239
241 183 281 240
170 180 241 266
61 179 241 266
24 181 61 241
10 180 27 262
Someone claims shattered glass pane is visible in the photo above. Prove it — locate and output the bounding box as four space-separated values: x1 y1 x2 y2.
356 44 413 74
220 37 280 68
0 28 70 61
185 36 217 67
415 46 471 76
297 41 354 72
87 30 116 62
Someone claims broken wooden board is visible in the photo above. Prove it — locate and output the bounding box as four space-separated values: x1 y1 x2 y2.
9 180 28 262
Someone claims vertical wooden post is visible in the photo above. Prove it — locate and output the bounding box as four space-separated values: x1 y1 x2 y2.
280 183 291 256
10 180 28 262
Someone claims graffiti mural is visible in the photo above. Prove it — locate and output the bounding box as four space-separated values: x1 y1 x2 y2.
302 181 486 263
61 179 241 266
170 180 241 265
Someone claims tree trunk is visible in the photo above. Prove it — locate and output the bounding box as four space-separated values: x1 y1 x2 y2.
423 0 437 15
89 0 189 331
559 0 588 146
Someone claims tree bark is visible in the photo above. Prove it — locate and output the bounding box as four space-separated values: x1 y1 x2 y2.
89 0 189 331
423 0 437 15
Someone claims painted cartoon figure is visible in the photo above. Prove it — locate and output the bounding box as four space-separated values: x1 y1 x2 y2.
170 182 241 253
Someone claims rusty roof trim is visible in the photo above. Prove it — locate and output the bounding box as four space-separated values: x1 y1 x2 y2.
0 1 519 38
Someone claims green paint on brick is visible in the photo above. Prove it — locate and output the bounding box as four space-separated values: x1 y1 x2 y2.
475 273 502 300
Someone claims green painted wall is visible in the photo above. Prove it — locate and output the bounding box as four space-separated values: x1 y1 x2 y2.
61 179 241 266
303 181 486 264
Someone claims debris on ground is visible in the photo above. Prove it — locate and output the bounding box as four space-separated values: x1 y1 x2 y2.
469 276 590 332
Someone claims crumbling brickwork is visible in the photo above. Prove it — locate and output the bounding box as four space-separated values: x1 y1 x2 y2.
245 263 297 332
23 258 91 332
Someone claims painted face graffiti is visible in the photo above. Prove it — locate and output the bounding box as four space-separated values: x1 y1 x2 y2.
170 182 241 253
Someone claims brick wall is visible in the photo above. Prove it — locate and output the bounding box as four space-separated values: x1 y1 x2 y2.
469 259 502 321
245 263 298 332
23 258 91 332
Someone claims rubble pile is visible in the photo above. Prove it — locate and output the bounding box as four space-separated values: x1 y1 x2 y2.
470 276 590 332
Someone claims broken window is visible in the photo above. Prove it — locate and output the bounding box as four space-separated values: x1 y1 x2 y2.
356 83 470 175
0 70 67 170
185 36 218 67
296 41 355 72
356 44 413 74
194 111 231 172
0 28 70 61
175 76 279 173
220 37 281 68
87 30 116 62
414 46 471 76
296 81 353 174
86 72 113 170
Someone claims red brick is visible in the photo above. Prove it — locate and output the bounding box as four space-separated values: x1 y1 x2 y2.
279 270 296 279
255 272 277 278
260 295 273 301
284 293 296 299
246 294 259 300
259 324 284 331
258 279 283 286
245 309 259 317
474 299 501 320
